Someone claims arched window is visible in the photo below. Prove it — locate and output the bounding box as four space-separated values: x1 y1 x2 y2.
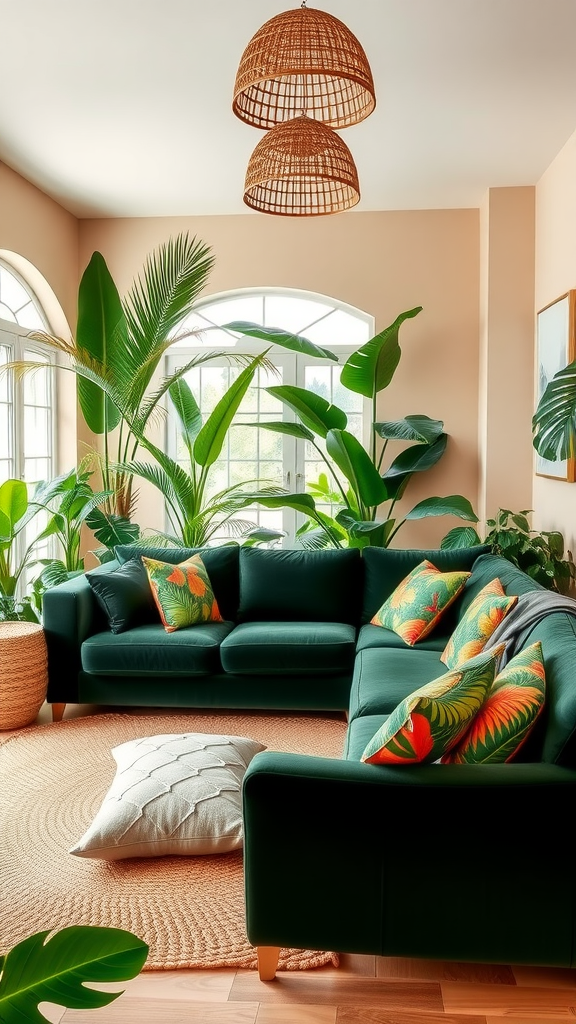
0 260 54 488
166 288 374 546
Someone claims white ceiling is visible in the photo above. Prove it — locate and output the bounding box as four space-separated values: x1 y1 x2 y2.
2 0 576 219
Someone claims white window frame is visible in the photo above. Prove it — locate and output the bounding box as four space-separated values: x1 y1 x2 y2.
165 287 375 547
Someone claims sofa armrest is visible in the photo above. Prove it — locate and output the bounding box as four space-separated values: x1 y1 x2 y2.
243 752 576 964
42 561 119 703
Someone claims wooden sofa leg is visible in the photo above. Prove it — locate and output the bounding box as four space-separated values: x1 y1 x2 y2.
257 946 280 981
51 703 66 723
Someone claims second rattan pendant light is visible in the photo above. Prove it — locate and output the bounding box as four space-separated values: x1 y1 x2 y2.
233 2 375 217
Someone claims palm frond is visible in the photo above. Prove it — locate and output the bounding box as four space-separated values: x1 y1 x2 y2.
122 233 215 374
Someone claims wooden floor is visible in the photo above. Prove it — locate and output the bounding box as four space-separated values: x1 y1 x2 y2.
8 704 576 1023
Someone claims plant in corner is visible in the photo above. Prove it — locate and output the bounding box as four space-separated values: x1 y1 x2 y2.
0 925 147 1023
442 508 576 593
228 308 479 548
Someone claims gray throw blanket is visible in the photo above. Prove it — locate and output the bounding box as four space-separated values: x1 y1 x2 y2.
486 589 576 667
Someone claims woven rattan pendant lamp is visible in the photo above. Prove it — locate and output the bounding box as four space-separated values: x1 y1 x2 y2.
233 2 376 130
243 113 360 216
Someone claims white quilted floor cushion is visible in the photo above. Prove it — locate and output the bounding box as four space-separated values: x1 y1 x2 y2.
69 732 266 860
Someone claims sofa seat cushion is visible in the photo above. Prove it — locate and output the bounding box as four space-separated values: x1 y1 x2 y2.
344 714 389 761
219 621 356 676
349 646 444 721
81 622 235 676
356 623 449 654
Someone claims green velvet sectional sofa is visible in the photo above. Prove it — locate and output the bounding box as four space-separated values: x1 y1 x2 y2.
42 543 576 975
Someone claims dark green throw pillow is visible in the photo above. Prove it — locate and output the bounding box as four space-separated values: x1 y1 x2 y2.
87 558 159 634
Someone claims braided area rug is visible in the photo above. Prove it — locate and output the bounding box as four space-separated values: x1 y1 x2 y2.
0 709 347 971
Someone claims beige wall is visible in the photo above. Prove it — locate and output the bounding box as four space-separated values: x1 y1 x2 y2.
0 162 79 473
478 186 535 526
534 129 576 556
79 209 481 546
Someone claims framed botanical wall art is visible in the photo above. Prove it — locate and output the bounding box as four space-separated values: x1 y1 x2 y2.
535 290 576 481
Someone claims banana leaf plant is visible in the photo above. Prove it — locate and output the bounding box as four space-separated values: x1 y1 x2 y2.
229 309 478 548
119 358 336 548
0 925 147 1024
12 233 217 520
532 359 576 462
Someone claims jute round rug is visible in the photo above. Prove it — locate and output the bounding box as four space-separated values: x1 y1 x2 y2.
0 709 347 971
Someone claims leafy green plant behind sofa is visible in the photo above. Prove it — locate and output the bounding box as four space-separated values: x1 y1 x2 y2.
229 309 478 548
442 508 576 593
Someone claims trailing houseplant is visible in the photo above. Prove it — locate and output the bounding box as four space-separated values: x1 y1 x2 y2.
0 925 147 1023
229 308 478 548
442 508 576 593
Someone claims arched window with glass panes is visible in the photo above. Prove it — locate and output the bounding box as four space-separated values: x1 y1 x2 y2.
0 260 55 490
165 288 374 546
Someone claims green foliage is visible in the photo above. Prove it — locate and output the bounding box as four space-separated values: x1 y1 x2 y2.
0 479 45 621
234 308 478 549
0 926 147 1024
442 508 576 593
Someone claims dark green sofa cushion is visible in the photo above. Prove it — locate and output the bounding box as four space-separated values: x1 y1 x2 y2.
81 621 235 676
115 544 240 622
356 622 450 654
237 547 362 624
344 713 389 760
348 646 444 721
86 557 159 634
220 621 356 676
361 545 489 625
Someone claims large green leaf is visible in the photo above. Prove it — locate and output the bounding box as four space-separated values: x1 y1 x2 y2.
374 414 444 444
0 479 28 532
245 420 315 442
250 492 318 516
76 252 125 435
339 307 422 398
85 508 141 551
532 358 576 461
325 429 388 508
0 926 148 1024
169 377 202 445
224 321 337 362
334 511 396 548
194 358 262 468
265 386 347 438
441 525 483 549
405 495 479 522
384 434 448 477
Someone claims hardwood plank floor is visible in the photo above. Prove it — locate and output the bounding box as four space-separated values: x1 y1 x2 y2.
7 705 576 1023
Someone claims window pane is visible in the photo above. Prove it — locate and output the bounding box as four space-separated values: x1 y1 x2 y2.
16 303 45 331
24 407 50 457
23 358 49 405
264 296 333 332
24 457 50 486
0 302 16 323
0 405 12 461
0 459 12 485
304 308 371 347
0 267 29 311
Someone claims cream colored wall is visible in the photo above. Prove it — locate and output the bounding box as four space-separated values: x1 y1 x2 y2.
79 209 480 547
0 162 79 473
478 186 535 526
534 129 576 556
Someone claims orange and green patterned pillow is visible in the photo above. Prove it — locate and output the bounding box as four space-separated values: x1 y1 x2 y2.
442 642 546 764
142 554 223 633
370 559 471 646
441 579 517 669
361 645 505 765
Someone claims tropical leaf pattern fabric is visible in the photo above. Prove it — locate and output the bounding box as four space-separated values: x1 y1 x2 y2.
442 642 545 764
361 645 505 765
441 578 517 669
370 560 470 646
142 554 223 633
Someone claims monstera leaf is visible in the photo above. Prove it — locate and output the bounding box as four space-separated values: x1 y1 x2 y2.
0 926 148 1024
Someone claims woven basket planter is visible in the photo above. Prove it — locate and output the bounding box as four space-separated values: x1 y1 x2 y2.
0 621 48 730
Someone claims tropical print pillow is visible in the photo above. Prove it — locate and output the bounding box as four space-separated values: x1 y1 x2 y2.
441 578 517 669
370 559 471 646
142 554 223 633
442 642 546 764
361 645 505 765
